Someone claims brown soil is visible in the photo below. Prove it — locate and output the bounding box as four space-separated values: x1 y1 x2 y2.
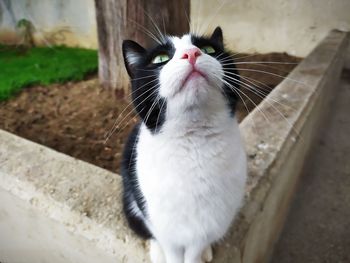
0 53 301 173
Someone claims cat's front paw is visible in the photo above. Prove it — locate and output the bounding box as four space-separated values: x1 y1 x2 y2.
202 245 213 262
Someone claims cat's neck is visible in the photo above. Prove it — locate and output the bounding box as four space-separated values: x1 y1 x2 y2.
166 86 228 119
159 99 235 138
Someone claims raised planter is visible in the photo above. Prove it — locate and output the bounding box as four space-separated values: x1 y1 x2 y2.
0 30 348 263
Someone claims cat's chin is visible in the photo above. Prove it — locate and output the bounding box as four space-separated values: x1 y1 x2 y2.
169 73 208 100
170 81 213 111
179 70 208 93
181 77 209 99
182 70 207 87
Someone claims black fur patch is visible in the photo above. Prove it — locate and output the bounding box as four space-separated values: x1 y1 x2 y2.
122 40 175 133
120 123 153 239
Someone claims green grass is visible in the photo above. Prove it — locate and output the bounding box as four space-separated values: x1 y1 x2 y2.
0 45 98 101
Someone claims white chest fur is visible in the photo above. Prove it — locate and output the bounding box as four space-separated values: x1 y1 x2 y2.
136 109 247 246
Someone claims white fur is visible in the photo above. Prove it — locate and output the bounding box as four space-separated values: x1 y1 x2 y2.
136 35 247 263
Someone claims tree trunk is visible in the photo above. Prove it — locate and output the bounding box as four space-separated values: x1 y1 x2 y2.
94 0 190 95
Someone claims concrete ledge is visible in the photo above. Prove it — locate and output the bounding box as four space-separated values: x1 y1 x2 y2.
0 131 148 262
214 30 349 262
0 30 348 263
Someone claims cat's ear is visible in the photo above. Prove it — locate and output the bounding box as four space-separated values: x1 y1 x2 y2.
211 26 223 48
122 40 146 78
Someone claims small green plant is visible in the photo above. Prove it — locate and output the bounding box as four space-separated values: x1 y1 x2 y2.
16 18 35 49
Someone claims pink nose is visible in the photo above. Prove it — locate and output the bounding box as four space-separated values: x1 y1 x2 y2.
181 48 201 65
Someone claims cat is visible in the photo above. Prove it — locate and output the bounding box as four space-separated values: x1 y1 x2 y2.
120 27 247 263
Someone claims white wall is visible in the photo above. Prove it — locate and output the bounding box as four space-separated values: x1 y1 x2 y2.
0 0 349 56
191 0 350 56
0 0 97 48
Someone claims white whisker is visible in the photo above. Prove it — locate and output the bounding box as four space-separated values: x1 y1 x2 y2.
105 78 159 139
104 84 160 143
113 87 160 137
155 98 166 131
229 68 309 87
224 61 298 65
219 71 302 139
224 71 297 112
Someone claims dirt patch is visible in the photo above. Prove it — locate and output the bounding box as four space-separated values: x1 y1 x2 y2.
0 53 301 173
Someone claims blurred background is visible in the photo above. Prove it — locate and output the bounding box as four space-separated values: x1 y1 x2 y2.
0 1 349 263
1 0 350 55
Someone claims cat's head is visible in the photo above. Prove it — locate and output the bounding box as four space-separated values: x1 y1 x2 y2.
122 27 240 132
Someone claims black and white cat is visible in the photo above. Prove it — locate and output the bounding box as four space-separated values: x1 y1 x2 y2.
121 27 247 263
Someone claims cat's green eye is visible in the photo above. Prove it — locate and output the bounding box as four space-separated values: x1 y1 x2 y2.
201 46 215 54
152 54 170 64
